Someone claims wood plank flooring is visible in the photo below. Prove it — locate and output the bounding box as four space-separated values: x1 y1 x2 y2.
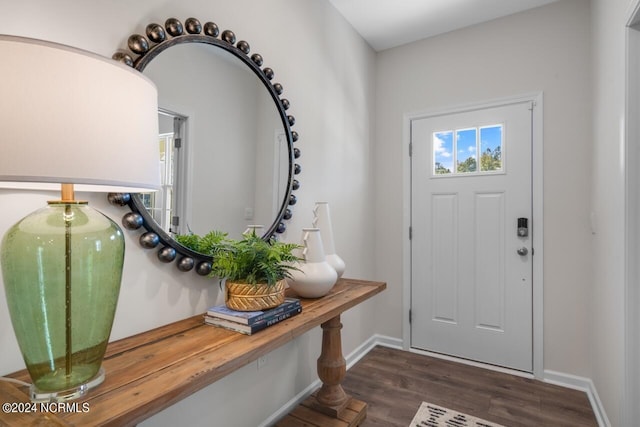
340 346 598 427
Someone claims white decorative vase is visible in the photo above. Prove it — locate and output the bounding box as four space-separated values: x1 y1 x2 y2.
287 228 337 298
313 202 346 278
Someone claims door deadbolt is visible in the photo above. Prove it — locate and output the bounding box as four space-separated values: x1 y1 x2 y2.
517 217 528 237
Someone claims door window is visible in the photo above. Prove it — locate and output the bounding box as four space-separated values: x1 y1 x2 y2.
432 124 503 176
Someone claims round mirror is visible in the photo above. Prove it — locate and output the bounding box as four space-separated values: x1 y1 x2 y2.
108 17 301 275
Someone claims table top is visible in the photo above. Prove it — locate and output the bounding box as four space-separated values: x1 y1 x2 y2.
0 278 386 426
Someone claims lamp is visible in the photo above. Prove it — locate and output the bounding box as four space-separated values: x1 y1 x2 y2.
0 35 159 402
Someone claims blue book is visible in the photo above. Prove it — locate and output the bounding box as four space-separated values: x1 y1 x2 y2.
204 305 302 335
206 298 301 325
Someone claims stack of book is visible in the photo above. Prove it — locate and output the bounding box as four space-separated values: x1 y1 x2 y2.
204 298 302 335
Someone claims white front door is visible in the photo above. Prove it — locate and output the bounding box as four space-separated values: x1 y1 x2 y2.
410 100 534 372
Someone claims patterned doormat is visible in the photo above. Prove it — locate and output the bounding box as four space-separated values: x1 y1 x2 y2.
409 402 505 427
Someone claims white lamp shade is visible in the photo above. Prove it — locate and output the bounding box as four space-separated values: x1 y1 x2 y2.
0 35 160 193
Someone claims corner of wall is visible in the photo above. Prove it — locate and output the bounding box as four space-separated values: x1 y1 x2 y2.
543 370 610 427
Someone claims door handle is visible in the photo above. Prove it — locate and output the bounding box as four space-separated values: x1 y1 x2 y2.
517 247 528 256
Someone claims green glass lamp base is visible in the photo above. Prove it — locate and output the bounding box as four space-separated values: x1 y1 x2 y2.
30 367 105 403
1 202 124 401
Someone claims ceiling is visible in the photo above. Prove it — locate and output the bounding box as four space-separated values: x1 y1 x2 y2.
328 0 560 51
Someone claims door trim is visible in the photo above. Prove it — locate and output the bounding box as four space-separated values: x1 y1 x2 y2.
625 3 640 424
402 93 544 379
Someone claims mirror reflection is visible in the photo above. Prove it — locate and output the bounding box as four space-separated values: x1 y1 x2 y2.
140 42 289 240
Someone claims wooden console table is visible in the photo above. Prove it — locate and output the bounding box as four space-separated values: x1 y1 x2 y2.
0 278 385 426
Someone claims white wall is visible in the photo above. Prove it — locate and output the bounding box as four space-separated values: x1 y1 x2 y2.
590 0 634 425
373 0 593 377
0 1 377 425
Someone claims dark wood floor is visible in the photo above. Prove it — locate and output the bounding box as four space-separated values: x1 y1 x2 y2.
341 346 598 427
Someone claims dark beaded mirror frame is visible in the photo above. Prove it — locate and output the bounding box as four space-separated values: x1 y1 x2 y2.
108 17 301 276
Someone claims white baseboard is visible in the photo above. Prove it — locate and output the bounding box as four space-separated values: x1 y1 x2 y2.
346 334 403 370
543 370 610 427
259 377 321 427
261 335 609 427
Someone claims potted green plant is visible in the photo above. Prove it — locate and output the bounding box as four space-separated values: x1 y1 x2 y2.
175 229 230 256
176 231 301 311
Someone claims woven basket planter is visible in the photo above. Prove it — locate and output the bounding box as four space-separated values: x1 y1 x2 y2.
225 279 286 311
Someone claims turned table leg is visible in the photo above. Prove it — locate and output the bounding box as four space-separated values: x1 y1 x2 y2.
312 314 351 417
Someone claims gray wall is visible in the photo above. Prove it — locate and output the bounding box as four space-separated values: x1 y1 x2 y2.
590 0 632 424
373 0 592 376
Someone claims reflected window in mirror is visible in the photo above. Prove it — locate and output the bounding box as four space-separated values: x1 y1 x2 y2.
142 110 188 235
141 131 174 232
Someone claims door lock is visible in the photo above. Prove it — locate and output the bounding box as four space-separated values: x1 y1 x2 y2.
517 218 528 237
